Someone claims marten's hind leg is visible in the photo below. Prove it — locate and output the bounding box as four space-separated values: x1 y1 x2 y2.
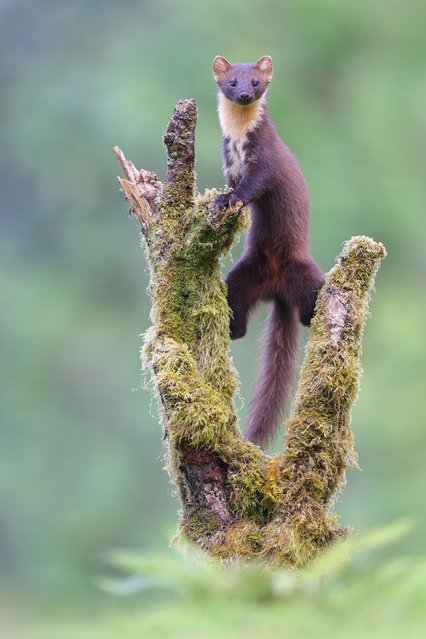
280 257 325 326
225 256 268 339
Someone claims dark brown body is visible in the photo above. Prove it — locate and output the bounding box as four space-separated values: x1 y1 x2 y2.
222 115 322 332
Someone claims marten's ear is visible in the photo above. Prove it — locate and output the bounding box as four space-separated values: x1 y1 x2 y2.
255 56 273 82
213 56 231 81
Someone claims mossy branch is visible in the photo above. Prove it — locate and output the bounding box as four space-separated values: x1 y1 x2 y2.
114 99 386 566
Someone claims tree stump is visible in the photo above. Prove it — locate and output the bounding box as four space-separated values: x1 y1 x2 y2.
114 99 386 566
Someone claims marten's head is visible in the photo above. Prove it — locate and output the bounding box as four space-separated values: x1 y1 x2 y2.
213 56 273 105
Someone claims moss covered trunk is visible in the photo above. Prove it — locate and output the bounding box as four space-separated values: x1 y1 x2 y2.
114 99 386 565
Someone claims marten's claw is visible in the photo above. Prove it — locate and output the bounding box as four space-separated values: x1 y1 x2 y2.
213 191 242 214
213 193 232 213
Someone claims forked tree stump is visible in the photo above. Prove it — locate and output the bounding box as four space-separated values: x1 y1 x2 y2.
114 99 386 565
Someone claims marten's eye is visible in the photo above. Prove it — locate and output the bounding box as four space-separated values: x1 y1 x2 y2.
252 79 259 87
229 79 237 87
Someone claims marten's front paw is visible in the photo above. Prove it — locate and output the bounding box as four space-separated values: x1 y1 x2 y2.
213 191 242 213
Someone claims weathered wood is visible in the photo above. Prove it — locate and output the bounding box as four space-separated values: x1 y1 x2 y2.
114 99 386 565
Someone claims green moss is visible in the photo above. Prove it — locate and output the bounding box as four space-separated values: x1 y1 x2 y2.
225 443 269 524
263 456 284 509
207 521 264 560
147 336 237 450
261 506 344 566
182 506 222 540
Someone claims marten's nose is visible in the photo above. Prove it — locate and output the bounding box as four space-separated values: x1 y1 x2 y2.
238 92 251 105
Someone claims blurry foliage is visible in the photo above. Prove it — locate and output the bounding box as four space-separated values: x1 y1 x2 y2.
98 521 411 600
0 0 426 613
14 522 426 638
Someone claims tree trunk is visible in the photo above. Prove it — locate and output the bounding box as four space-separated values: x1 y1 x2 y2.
114 99 386 566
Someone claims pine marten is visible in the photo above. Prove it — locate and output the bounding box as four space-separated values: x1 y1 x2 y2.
213 55 324 449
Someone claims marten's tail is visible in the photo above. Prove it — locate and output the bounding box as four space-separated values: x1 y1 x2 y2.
245 299 299 449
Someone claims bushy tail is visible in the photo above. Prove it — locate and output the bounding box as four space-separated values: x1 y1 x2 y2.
245 299 299 449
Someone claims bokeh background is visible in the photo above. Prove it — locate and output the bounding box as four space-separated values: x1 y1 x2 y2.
1 0 426 636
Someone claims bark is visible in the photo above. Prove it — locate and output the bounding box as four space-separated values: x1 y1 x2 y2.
114 99 386 566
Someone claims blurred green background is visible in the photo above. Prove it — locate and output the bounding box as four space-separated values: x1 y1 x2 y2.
1 0 426 636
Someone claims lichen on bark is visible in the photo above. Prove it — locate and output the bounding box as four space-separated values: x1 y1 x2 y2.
114 99 386 566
